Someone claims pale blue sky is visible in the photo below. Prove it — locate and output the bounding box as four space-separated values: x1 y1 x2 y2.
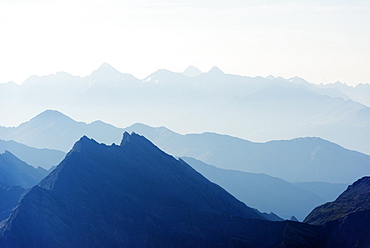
0 0 369 85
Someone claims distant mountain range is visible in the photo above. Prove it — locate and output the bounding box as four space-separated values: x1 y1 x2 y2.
1 110 369 183
0 133 324 247
1 63 370 154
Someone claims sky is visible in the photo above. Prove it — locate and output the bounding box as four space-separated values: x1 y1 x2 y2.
0 0 369 86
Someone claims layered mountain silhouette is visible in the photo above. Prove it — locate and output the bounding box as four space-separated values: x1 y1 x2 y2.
125 123 370 183
304 176 370 247
1 110 369 183
0 151 48 189
182 157 326 220
0 133 323 247
0 139 65 170
0 110 122 152
1 63 370 154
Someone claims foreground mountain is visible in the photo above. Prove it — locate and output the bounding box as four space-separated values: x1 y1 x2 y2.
0 151 48 189
0 133 323 247
182 157 325 220
125 123 370 183
0 139 65 170
304 177 370 247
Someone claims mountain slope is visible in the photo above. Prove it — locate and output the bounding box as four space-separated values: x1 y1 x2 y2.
0 133 323 248
182 157 325 220
0 151 48 189
304 177 370 248
0 184 25 222
304 176 370 225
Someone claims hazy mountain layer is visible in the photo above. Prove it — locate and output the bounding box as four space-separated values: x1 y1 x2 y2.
125 123 370 183
182 157 325 220
0 139 65 170
1 63 370 154
0 133 324 247
2 110 369 183
0 151 48 189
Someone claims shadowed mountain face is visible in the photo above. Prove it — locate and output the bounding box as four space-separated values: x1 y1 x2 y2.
0 133 323 248
304 177 370 248
182 157 325 220
0 151 48 189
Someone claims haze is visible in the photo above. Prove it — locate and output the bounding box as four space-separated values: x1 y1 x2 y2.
1 0 370 86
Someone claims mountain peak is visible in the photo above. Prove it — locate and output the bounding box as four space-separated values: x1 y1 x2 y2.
32 110 73 122
182 66 202 77
207 66 224 75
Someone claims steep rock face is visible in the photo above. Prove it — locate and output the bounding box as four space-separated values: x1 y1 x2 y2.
0 133 323 247
304 177 370 248
0 151 48 188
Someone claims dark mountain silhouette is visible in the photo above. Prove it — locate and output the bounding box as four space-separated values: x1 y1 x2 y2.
0 151 48 189
0 183 25 222
182 157 325 220
0 139 65 170
304 176 370 247
125 123 370 183
0 133 323 247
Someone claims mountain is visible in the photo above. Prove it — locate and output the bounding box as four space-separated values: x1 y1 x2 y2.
0 184 25 221
182 66 202 77
182 157 325 220
0 151 48 189
304 177 370 247
0 139 65 170
304 176 370 225
0 110 122 152
125 123 370 183
0 133 323 247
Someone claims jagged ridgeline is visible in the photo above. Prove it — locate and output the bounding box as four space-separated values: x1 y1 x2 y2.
0 132 322 248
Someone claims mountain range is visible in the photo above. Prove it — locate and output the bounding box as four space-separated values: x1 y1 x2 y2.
1 110 369 183
0 133 324 247
1 63 370 155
